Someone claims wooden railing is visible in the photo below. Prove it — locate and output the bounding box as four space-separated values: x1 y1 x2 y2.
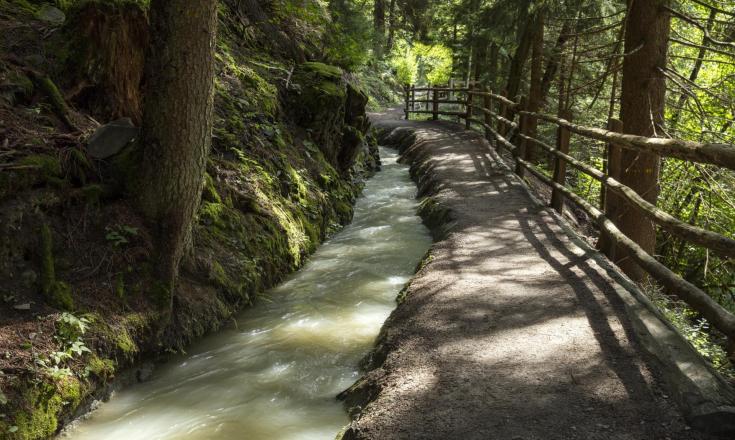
404 84 735 346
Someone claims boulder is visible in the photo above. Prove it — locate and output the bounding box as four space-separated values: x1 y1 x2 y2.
87 118 139 159
36 4 65 25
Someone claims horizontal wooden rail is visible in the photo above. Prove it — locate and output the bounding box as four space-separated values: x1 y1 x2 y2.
471 105 519 130
467 90 520 109
412 99 466 105
519 110 735 171
412 87 469 92
519 133 735 259
409 110 466 117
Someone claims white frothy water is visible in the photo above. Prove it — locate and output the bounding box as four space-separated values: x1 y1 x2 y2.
65 147 432 440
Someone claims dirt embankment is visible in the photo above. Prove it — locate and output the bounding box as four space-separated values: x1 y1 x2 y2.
0 2 379 438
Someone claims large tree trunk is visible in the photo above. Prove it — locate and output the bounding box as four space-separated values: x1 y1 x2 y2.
137 0 218 317
613 0 671 281
373 0 386 57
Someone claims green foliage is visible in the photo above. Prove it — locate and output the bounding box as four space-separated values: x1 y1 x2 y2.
389 39 453 85
324 0 371 69
104 224 138 248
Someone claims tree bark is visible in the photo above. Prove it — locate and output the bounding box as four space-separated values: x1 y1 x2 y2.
488 42 499 90
373 0 386 57
614 0 671 281
505 6 536 100
526 11 545 163
540 21 571 105
386 0 397 52
137 0 218 316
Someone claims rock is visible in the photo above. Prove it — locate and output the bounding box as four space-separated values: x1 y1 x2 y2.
87 118 140 159
36 5 66 25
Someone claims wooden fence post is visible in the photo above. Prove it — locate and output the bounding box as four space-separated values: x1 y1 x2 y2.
465 86 473 130
599 118 624 258
514 96 528 176
411 84 416 112
498 89 508 136
404 84 410 120
432 86 439 120
483 87 493 141
550 110 573 213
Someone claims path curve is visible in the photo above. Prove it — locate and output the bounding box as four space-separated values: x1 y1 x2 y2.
338 113 728 440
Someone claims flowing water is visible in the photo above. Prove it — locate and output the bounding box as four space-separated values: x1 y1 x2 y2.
65 147 432 440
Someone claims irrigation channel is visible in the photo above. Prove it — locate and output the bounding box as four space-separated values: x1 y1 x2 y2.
65 147 433 440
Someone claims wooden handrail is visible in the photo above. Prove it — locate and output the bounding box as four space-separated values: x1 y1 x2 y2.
407 85 735 170
520 110 735 171
519 133 735 259
404 83 735 342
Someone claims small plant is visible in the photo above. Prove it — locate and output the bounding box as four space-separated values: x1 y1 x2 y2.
105 225 139 248
36 313 91 379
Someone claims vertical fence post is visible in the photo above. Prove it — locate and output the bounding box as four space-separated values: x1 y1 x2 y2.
550 110 573 213
514 96 528 176
432 86 439 121
404 84 410 120
599 118 624 258
483 87 493 141
411 84 416 112
498 89 508 136
465 86 473 130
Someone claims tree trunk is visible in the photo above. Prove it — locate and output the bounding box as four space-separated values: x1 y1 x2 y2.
540 21 571 105
671 8 716 130
506 7 536 100
373 0 386 57
613 0 671 281
137 0 218 317
526 11 545 163
386 0 397 52
488 42 499 90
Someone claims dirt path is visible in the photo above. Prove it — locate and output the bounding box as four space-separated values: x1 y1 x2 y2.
340 115 721 440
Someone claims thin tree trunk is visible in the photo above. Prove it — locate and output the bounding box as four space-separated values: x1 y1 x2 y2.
137 0 218 317
540 21 571 105
526 11 545 162
386 0 397 52
671 8 717 130
506 7 537 100
488 42 499 90
613 0 671 281
373 0 386 57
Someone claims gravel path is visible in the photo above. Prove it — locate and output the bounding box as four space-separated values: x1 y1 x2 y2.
339 115 720 440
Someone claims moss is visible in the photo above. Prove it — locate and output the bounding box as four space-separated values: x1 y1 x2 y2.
9 377 82 440
87 355 116 381
20 154 62 178
199 201 227 228
39 224 74 310
202 172 221 203
114 273 125 299
301 62 343 79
